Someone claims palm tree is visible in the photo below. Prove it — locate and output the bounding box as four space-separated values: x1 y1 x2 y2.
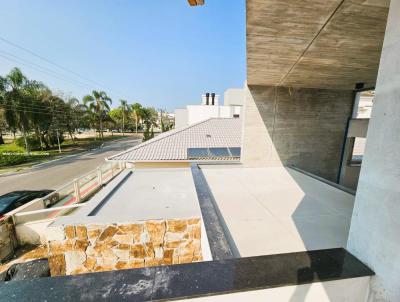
141 107 158 141
131 102 143 134
83 90 112 139
119 99 129 136
66 97 89 141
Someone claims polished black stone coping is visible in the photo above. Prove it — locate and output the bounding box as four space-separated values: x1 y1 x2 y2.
0 248 374 302
190 164 236 259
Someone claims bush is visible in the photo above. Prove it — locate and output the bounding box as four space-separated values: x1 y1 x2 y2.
143 126 154 142
15 136 41 150
0 152 28 167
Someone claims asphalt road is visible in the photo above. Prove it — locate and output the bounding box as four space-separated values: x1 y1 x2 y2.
0 137 140 196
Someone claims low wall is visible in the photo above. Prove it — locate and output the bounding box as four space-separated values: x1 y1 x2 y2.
46 218 202 276
15 219 54 245
0 218 18 262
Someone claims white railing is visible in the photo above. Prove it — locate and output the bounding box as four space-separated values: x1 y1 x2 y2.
9 161 126 225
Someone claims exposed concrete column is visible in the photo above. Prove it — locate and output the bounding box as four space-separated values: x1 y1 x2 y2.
347 1 400 300
241 84 282 168
241 84 353 181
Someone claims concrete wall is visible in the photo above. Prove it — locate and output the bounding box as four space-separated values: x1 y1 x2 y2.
174 108 188 129
175 106 240 129
15 219 54 245
134 162 190 169
339 119 369 190
347 119 369 138
224 88 244 106
242 85 353 181
347 1 400 301
187 105 233 125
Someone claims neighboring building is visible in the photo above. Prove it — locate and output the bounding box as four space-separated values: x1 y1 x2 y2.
224 88 244 106
107 118 242 168
174 90 244 129
174 108 188 129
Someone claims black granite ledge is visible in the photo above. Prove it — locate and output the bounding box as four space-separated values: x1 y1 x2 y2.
0 248 374 302
190 164 236 259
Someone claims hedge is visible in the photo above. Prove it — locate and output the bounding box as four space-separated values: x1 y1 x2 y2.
0 152 29 167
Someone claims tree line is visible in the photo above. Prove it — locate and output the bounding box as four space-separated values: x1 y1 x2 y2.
0 68 170 152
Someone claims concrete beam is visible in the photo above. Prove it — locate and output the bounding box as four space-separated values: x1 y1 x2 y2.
247 0 389 89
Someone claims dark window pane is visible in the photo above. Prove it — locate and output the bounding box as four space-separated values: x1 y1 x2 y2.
209 148 230 157
187 148 209 159
229 147 241 157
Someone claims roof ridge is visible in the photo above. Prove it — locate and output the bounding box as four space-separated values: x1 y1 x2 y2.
107 118 223 160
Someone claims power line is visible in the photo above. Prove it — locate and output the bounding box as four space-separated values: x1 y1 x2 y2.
0 51 103 92
0 104 81 115
0 36 132 100
0 49 102 90
0 104 82 116
0 53 97 91
1 101 76 113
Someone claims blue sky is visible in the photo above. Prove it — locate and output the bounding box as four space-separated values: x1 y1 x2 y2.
0 1 246 111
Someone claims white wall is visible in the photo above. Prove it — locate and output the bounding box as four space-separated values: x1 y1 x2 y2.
347 1 400 301
174 108 188 129
224 88 244 106
15 219 54 245
187 105 233 125
177 277 370 302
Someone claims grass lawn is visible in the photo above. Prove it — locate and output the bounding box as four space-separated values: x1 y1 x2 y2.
0 143 25 153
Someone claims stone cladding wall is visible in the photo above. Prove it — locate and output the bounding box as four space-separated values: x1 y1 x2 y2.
46 218 202 276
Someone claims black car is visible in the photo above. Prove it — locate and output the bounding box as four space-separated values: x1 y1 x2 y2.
0 190 56 218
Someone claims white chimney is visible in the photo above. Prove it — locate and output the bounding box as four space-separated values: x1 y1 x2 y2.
201 92 219 106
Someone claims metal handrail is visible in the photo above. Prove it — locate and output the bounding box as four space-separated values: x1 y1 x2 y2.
14 203 84 217
10 161 126 223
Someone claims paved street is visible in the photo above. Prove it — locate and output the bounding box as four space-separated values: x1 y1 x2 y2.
0 137 140 196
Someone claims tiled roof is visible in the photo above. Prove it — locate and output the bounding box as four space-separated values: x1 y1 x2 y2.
107 118 242 162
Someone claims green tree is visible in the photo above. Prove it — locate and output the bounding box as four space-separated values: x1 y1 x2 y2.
28 86 52 150
119 99 129 136
66 97 88 137
131 102 143 134
83 90 112 139
0 68 42 153
141 107 157 142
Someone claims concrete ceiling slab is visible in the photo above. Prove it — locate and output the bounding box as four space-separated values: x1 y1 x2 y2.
247 0 389 89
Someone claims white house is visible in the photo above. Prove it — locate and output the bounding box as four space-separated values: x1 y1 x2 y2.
174 89 244 129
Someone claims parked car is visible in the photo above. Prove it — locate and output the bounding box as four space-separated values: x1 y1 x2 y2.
0 190 58 219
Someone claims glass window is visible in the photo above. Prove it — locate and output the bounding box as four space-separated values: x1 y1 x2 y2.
229 147 241 157
187 148 209 159
209 148 230 157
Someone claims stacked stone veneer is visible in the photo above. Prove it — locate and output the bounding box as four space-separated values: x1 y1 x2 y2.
0 218 17 262
46 218 202 276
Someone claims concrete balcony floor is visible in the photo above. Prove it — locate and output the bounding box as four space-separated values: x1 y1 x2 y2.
200 165 355 257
